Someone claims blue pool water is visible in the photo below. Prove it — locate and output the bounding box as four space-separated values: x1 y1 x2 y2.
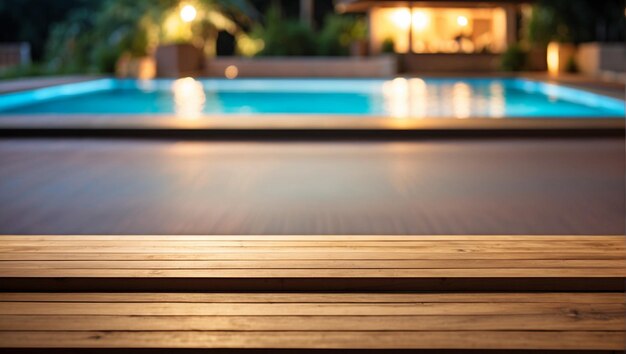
0 78 623 118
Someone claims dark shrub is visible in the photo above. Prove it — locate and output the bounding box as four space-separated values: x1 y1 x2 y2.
380 38 395 54
500 44 527 72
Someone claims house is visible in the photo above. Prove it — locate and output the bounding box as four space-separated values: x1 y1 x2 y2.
336 0 530 72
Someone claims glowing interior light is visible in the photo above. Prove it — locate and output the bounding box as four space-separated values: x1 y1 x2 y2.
391 8 412 29
225 65 239 79
547 42 560 76
180 4 197 23
457 15 468 27
412 11 429 31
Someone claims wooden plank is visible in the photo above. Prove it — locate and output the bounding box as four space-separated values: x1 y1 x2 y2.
0 292 621 304
0 292 622 350
1 268 623 278
1 251 623 261
0 331 622 350
2 313 622 331
1 302 622 316
3 244 622 252
1 235 623 241
1 235 623 291
4 240 623 248
2 259 622 269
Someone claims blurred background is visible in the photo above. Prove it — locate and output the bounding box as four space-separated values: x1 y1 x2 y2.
0 0 624 79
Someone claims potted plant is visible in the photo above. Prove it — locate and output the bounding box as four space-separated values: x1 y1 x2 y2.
349 18 368 57
154 4 204 77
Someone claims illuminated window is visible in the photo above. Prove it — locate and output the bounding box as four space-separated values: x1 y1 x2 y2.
371 6 508 54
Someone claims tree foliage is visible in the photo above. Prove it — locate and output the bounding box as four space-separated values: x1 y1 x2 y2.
0 0 104 61
40 0 258 73
527 0 625 44
252 5 317 56
317 14 367 56
253 5 367 56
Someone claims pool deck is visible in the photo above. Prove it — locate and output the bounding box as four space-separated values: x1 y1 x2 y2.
1 139 623 235
0 75 101 94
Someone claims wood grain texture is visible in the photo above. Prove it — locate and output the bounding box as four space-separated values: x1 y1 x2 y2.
1 236 623 274
0 292 623 350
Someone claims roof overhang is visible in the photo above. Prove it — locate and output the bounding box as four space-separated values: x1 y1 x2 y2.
336 0 530 13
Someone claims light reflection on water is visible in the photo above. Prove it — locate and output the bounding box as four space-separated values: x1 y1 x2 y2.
382 79 507 119
172 77 206 119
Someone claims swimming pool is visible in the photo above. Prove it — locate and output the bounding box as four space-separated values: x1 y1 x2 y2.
0 78 623 118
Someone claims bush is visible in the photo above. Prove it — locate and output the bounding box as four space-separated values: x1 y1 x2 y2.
0 63 51 80
380 38 395 54
565 56 578 73
253 6 317 56
500 44 527 71
317 14 366 56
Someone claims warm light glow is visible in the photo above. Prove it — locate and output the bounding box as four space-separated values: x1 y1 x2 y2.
225 65 239 79
547 42 560 76
391 8 412 29
382 78 430 118
180 4 197 23
412 10 429 31
408 78 427 117
137 59 156 80
172 77 206 119
383 78 410 118
457 15 468 27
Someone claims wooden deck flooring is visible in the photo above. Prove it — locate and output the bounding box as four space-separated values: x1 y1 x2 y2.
1 235 625 291
0 235 624 351
0 292 623 350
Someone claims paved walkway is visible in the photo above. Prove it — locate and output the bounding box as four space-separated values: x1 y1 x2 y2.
0 76 100 94
0 139 623 235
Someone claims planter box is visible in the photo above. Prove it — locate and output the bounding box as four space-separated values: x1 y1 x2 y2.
350 41 369 57
206 56 397 78
116 56 156 79
155 44 203 78
527 46 547 72
577 42 625 79
400 53 500 73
